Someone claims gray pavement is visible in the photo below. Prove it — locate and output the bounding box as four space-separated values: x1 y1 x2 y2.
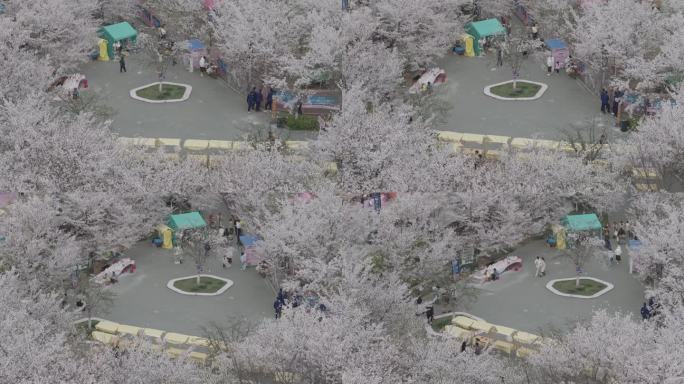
80 55 279 140
436 53 616 139
100 241 275 336
455 240 644 335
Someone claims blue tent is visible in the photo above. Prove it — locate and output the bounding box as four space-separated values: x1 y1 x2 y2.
239 234 259 247
545 39 567 50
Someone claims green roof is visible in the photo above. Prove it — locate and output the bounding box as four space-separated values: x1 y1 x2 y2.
168 212 207 231
101 22 137 42
561 214 602 232
467 18 506 38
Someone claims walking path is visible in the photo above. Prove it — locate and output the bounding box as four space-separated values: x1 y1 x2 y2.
455 240 644 335
101 241 274 336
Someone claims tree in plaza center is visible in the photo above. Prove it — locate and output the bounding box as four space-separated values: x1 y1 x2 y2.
138 33 180 93
499 29 543 89
565 232 603 287
178 227 226 285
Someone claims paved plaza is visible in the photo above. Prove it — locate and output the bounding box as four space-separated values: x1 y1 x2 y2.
456 240 644 335
81 55 285 140
436 54 616 140
101 242 275 336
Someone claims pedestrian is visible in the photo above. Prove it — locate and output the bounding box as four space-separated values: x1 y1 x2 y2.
531 23 539 40
255 89 263 112
277 288 286 305
625 220 632 240
426 306 434 324
222 251 232 268
474 341 482 355
614 245 622 264
274 299 282 319
119 54 126 73
114 41 122 57
234 219 242 244
555 60 561 74
491 268 499 281
296 100 303 116
540 258 547 277
603 225 612 250
461 341 467 353
247 88 256 112
534 256 541 277
600 89 610 114
496 47 503 67
613 88 623 117
199 55 208 77
240 251 246 270
546 55 554 76
265 88 274 110
159 25 167 40
640 302 650 320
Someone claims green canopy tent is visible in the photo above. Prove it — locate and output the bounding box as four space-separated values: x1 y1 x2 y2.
168 212 207 231
168 212 207 246
465 18 506 56
100 22 138 59
561 214 602 233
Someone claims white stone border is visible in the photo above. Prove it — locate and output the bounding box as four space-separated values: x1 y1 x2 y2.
546 277 613 299
130 82 192 103
167 274 233 296
484 80 548 101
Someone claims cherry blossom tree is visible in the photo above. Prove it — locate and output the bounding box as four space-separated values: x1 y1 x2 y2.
529 308 684 383
2 0 99 72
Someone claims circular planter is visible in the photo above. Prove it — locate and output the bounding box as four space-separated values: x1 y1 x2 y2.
546 277 613 299
130 82 192 103
167 274 233 296
484 80 547 101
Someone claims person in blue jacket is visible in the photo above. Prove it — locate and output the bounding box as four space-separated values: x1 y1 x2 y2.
255 89 263 112
274 299 283 319
600 88 611 114
247 87 256 112
640 302 650 320
265 88 274 110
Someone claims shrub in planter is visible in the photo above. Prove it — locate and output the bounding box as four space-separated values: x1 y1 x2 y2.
285 114 319 131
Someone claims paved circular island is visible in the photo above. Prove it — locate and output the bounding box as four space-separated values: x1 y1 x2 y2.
167 274 233 296
130 82 192 103
546 277 614 299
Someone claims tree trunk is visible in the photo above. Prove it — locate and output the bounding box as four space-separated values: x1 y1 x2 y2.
158 81 163 93
576 275 580 287
196 274 201 286
512 79 518 89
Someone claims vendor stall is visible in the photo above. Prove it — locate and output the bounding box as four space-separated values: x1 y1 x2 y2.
545 39 569 69
561 214 602 234
156 224 173 249
92 257 136 284
465 19 506 56
168 211 207 245
99 22 138 59
472 256 523 283
180 38 207 71
239 234 262 266
409 68 447 94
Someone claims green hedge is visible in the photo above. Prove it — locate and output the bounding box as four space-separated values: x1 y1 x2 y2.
284 115 319 131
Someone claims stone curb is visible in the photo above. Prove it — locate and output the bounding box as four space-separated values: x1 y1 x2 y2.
130 82 193 103
167 274 234 296
545 277 614 299
484 80 548 101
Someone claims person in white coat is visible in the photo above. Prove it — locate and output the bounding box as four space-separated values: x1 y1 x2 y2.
199 56 208 77
539 257 547 277
614 245 622 264
534 256 542 277
546 55 554 76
